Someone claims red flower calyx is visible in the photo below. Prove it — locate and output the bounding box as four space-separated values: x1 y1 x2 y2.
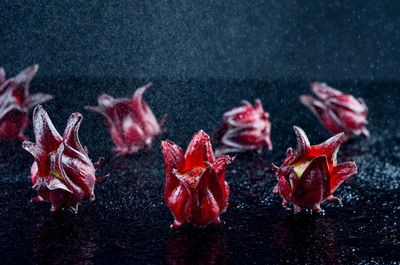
86 82 164 154
272 126 357 213
213 99 272 155
161 130 234 228
0 65 53 140
300 82 369 139
22 105 106 213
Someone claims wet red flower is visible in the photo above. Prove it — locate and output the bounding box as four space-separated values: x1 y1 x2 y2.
300 82 369 139
161 130 234 228
272 126 357 213
22 105 106 213
0 65 52 140
86 82 164 154
213 99 272 155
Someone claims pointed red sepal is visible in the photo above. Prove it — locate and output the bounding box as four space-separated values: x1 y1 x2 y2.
22 105 106 213
184 130 215 170
300 82 369 139
293 156 330 208
162 130 233 227
213 99 272 155
330 162 357 194
284 126 311 165
0 65 52 140
272 126 356 213
86 83 165 154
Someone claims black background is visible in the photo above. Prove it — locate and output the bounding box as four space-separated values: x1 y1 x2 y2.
0 1 399 264
1 1 399 81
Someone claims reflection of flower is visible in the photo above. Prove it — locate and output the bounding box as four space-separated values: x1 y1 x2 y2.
213 99 272 155
86 83 165 154
0 65 52 140
32 212 98 264
23 105 105 213
272 126 357 213
300 82 369 139
274 214 338 264
165 227 228 265
161 130 233 227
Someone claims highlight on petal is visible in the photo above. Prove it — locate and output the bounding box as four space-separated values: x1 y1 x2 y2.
32 105 62 151
330 162 357 194
184 130 215 170
0 67 5 85
161 140 185 174
63 112 85 154
285 126 310 165
310 132 345 164
195 165 226 226
293 156 330 208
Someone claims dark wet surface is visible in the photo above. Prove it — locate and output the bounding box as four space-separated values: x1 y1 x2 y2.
0 78 399 264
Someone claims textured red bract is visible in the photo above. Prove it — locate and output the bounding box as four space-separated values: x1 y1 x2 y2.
161 130 234 228
22 105 105 213
272 126 357 213
86 83 164 154
213 99 272 155
0 65 52 140
300 82 369 139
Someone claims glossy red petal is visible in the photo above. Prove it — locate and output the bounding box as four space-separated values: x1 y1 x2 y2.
32 105 62 152
272 164 293 201
330 161 357 194
212 155 234 194
63 112 86 154
13 64 39 104
166 170 192 227
184 130 215 170
309 132 345 164
293 156 330 208
131 82 160 135
22 141 48 176
193 164 226 226
162 140 186 211
285 126 311 165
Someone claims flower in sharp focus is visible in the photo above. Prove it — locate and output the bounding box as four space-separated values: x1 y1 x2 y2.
300 82 369 140
85 82 165 155
22 105 106 213
212 99 272 156
161 130 234 228
272 126 357 213
0 65 53 140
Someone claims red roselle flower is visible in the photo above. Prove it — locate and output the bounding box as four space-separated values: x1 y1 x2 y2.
22 105 106 213
272 126 357 213
0 65 52 140
85 82 165 154
300 82 369 140
212 99 272 155
161 130 234 228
